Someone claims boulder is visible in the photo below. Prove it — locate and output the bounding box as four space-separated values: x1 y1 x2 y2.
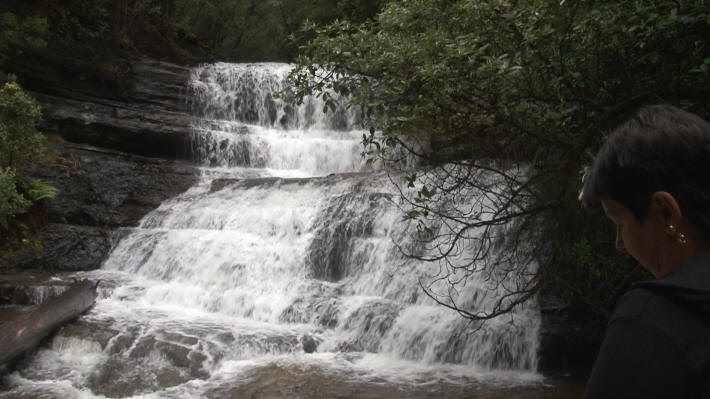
300 334 318 353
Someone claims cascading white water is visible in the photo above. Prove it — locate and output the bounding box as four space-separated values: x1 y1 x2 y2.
1 63 542 399
187 63 363 175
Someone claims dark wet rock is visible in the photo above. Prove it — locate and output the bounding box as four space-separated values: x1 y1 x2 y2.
300 334 318 354
208 171 383 193
0 275 71 307
214 331 236 345
537 293 605 376
222 139 254 167
307 189 393 282
210 176 313 192
193 131 270 168
129 336 158 359
129 59 193 109
85 330 209 397
38 93 194 160
130 335 208 377
8 53 195 160
55 318 120 350
231 333 300 358
87 356 193 398
162 332 200 347
12 142 199 271
279 296 340 329
155 341 194 369
336 300 401 353
7 48 189 106
32 143 198 228
2 53 200 272
12 224 113 272
107 332 137 356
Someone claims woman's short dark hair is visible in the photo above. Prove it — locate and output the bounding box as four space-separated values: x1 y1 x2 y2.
580 104 710 238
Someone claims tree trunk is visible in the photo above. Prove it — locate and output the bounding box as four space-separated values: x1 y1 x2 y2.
0 280 97 370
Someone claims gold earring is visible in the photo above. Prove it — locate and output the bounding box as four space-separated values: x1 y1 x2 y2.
667 224 687 244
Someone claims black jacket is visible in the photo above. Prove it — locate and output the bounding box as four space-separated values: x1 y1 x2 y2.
584 254 710 398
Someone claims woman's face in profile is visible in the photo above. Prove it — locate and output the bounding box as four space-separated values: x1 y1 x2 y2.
601 198 665 277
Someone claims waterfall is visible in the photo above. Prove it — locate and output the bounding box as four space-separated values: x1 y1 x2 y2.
3 63 541 398
186 63 362 174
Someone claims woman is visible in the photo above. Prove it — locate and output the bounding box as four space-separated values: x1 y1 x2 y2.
579 104 710 398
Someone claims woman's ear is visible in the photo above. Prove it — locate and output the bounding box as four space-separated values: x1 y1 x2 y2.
650 191 683 224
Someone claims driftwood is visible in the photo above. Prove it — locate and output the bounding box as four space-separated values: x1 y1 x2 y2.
0 280 97 369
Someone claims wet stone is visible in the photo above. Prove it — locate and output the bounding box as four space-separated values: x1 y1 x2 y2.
336 300 402 353
129 336 158 359
229 333 300 359
300 334 318 354
0 384 80 399
85 336 210 397
107 331 138 355
55 318 120 350
0 275 72 307
214 331 235 344
87 356 192 398
307 191 387 282
161 331 200 346
279 296 340 328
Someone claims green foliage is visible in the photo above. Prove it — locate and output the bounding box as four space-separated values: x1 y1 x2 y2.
0 170 57 267
26 178 58 202
288 0 710 317
0 11 55 265
1 0 388 63
170 0 388 61
0 82 45 169
0 82 56 263
0 168 31 230
0 12 48 67
0 170 55 236
51 1 109 42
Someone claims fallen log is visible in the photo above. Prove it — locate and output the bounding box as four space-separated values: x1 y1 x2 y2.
0 279 97 370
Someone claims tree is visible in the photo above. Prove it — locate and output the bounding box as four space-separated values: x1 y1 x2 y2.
0 82 57 256
0 10 56 261
0 11 47 75
0 82 45 170
287 0 710 319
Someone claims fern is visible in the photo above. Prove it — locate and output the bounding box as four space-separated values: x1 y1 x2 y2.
27 178 58 202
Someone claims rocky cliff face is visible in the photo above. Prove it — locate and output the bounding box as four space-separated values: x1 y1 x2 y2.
8 55 200 271
21 55 197 160
16 142 198 271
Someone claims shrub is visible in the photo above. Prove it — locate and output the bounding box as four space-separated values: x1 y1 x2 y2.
0 81 56 261
0 81 45 169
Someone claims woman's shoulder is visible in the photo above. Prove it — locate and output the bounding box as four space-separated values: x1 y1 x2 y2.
615 254 710 320
611 282 710 335
610 286 657 320
610 272 710 373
